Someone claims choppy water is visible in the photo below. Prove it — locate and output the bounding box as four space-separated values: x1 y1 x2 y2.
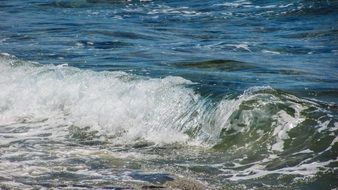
1 0 338 189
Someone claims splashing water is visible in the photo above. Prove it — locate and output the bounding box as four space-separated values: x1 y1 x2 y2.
0 54 337 189
0 0 337 189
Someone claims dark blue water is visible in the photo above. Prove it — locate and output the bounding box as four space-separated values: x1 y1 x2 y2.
0 0 338 189
2 0 338 99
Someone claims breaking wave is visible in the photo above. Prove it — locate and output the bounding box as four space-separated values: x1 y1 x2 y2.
0 54 337 187
1 53 336 148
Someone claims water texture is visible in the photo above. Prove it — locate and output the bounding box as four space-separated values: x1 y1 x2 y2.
0 0 338 189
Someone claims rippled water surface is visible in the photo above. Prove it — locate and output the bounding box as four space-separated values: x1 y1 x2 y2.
0 0 338 189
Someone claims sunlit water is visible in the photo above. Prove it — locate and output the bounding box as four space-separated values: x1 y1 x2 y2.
0 0 337 189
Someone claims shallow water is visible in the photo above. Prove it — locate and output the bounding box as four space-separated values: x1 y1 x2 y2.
0 0 338 189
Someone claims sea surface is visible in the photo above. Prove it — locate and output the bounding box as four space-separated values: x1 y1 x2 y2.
0 0 338 189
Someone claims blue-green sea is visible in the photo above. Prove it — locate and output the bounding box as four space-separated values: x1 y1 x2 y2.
0 0 337 189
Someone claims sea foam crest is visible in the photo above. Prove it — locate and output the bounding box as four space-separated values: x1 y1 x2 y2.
0 54 204 145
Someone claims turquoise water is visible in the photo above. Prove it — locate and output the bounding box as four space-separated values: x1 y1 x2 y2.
0 0 338 189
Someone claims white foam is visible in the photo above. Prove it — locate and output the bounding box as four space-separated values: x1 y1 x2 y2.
271 104 305 152
262 50 281 55
227 158 336 181
139 5 206 17
0 55 200 145
226 42 252 52
330 122 338 131
317 120 330 133
293 149 314 154
214 0 253 8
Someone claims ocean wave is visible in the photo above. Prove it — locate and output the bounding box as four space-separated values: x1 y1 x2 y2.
1 54 337 187
1 54 336 149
